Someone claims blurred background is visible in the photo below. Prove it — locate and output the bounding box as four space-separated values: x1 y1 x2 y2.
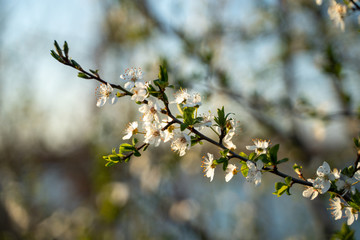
1 0 360 239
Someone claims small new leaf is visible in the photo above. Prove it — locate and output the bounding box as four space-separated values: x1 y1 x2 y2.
183 107 196 125
132 138 138 146
180 123 188 131
78 72 91 79
54 40 63 58
71 59 82 70
50 50 63 63
63 41 69 59
220 149 230 157
248 152 257 161
158 65 168 85
293 163 302 175
89 69 99 77
277 158 288 165
269 144 280 165
222 161 229 171
214 107 226 127
133 149 141 157
239 152 248 159
216 157 227 164
273 182 289 197
241 162 249 177
119 143 133 153
273 178 292 197
284 176 292 185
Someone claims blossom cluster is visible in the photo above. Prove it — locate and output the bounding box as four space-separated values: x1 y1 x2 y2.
95 66 271 185
315 0 359 32
303 161 360 225
96 67 213 157
94 66 359 227
201 139 269 185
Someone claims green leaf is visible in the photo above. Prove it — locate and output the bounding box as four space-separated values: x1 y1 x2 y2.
103 154 121 167
276 158 288 165
105 161 117 167
277 185 289 196
214 107 226 127
143 144 149 151
257 154 268 164
119 143 134 153
54 40 63 57
111 148 117 155
71 59 82 70
158 65 168 85
90 69 99 76
269 144 279 165
273 178 292 197
190 136 201 146
50 50 63 62
348 202 360 211
220 149 230 157
180 123 188 131
330 223 355 240
147 84 161 98
183 107 196 125
63 41 69 58
239 152 248 159
248 152 256 161
133 149 141 157
284 176 292 185
273 182 289 197
132 138 138 146
241 162 249 177
222 161 228 171
216 157 227 164
78 72 91 79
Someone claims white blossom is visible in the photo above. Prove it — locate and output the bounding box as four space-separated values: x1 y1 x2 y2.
345 207 358 225
173 89 190 104
120 67 144 90
316 162 336 180
95 83 117 107
223 132 237 151
329 197 343 220
246 160 263 186
201 153 216 182
225 164 238 182
313 161 339 194
172 89 202 107
315 0 322 5
131 82 148 102
328 0 347 31
336 175 357 195
171 133 191 156
184 92 202 108
193 113 213 130
143 123 163 147
302 179 319 200
161 117 176 143
139 99 161 123
226 119 238 135
246 139 270 155
123 121 139 140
